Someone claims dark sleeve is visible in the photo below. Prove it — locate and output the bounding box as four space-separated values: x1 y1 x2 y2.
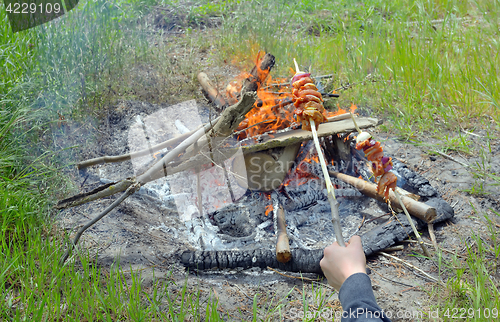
339 273 392 322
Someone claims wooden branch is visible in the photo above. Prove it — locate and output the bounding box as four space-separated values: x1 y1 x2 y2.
428 223 438 251
330 171 437 223
240 117 379 153
60 183 140 264
327 113 355 122
57 120 218 210
393 190 432 258
403 239 464 258
76 121 212 170
197 72 228 109
137 121 212 184
180 92 258 162
382 245 404 252
55 178 136 209
378 251 443 285
431 150 469 167
276 205 291 263
242 53 275 92
209 91 258 138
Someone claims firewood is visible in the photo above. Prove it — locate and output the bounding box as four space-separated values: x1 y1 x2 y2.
242 52 275 92
208 91 258 138
180 211 435 274
240 117 379 153
76 119 217 170
55 178 136 209
197 72 228 110
329 171 437 223
60 183 140 264
275 205 291 263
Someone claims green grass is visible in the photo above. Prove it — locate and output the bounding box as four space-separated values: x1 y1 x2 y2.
0 9 37 92
212 0 500 131
0 0 226 320
430 210 500 321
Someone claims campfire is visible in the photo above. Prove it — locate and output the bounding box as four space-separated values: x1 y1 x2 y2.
57 53 454 272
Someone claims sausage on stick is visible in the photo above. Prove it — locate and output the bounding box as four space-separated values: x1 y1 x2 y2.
350 112 431 257
291 59 345 247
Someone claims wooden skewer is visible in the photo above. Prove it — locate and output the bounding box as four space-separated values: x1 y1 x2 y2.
349 111 431 257
293 59 345 247
310 119 345 247
293 58 300 74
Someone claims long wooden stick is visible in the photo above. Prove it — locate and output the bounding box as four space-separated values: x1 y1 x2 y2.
197 72 228 109
293 59 345 246
379 251 443 285
394 190 432 257
60 182 140 264
58 123 213 210
76 120 213 170
310 119 345 247
349 111 431 257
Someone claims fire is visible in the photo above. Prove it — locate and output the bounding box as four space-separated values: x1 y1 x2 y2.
326 103 357 118
264 204 273 216
236 68 295 139
231 54 358 139
282 149 321 187
264 193 272 216
302 154 319 163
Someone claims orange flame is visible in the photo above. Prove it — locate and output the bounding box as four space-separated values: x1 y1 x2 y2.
264 204 273 216
236 73 295 139
326 103 357 118
229 52 359 143
264 193 273 216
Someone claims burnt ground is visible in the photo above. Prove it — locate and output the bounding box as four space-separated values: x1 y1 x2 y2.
54 7 500 322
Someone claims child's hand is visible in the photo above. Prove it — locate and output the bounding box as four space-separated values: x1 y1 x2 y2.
320 235 366 291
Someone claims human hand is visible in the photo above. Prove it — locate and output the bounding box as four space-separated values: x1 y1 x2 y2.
319 235 366 291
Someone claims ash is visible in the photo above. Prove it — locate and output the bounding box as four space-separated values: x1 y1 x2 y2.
135 142 387 253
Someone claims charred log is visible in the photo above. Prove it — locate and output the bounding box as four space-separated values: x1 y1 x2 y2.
181 247 324 274
275 205 291 263
242 53 276 92
181 199 454 274
330 171 437 223
180 215 413 274
392 159 438 198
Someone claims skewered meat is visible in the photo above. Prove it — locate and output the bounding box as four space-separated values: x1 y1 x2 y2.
291 73 327 131
377 172 398 200
356 132 397 200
